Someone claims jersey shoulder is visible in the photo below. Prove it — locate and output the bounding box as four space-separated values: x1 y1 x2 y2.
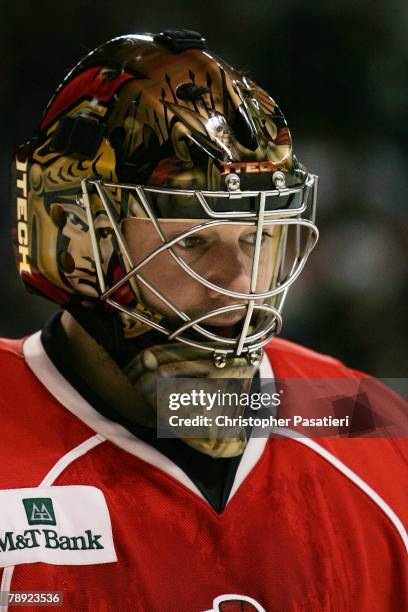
0 336 25 358
264 336 363 378
0 336 31 384
264 337 408 526
0 335 95 488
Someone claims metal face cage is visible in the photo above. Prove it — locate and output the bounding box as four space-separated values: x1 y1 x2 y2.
80 175 319 366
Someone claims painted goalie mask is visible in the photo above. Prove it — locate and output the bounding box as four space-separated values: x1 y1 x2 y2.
13 30 318 367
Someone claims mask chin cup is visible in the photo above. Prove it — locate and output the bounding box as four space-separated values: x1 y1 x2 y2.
124 341 259 457
183 434 247 458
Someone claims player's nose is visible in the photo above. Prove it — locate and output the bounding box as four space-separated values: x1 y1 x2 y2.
205 242 251 299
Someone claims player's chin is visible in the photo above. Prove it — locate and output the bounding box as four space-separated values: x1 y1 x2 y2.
164 305 247 337
183 303 243 325
204 312 245 327
198 311 248 338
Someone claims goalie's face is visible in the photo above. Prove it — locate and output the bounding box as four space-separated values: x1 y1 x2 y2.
123 219 281 328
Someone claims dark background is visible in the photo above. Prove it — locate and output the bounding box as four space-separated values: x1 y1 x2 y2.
0 0 406 375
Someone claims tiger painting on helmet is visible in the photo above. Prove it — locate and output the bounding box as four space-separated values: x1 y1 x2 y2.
2 29 407 612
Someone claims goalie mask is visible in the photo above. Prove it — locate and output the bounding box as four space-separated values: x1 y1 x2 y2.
12 29 318 362
12 30 318 456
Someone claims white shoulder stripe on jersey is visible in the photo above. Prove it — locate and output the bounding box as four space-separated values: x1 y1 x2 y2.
275 427 408 555
23 332 205 499
0 434 105 612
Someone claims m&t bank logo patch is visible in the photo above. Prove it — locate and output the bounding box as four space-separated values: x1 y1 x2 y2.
0 486 116 565
22 498 56 525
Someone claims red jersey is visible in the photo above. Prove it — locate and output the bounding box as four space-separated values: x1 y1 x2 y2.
0 332 407 611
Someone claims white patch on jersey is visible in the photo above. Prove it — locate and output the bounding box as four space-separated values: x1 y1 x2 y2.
0 486 117 567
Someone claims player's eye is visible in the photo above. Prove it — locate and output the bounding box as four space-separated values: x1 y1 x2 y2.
241 232 273 246
175 236 206 250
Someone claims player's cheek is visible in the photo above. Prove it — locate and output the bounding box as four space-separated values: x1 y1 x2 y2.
256 251 274 291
